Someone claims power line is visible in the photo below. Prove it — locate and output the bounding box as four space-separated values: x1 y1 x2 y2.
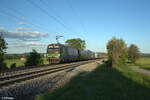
66 0 88 34
0 10 47 32
26 0 76 34
0 9 61 44
39 0 83 38
0 6 57 33
39 0 64 22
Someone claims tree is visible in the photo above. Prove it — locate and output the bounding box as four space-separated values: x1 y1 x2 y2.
25 49 44 66
0 34 8 70
127 44 140 63
65 38 86 50
107 37 127 67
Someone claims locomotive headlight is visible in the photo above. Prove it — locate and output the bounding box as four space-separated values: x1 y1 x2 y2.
54 53 60 57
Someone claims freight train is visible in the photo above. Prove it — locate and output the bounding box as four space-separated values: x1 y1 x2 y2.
46 43 102 63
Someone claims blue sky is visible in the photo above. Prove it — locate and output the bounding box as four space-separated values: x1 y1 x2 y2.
0 0 150 53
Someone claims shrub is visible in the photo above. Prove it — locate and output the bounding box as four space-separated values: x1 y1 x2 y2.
0 34 7 71
107 37 127 67
0 62 8 71
25 49 44 67
10 63 16 69
104 59 112 67
127 44 141 63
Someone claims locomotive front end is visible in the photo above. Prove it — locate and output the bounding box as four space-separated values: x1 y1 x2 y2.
46 44 61 63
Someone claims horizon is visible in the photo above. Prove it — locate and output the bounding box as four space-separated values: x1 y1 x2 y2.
0 0 150 54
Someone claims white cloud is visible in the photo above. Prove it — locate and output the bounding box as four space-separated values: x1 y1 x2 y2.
0 29 49 41
16 27 31 31
7 41 48 53
0 27 4 30
18 22 26 25
8 41 47 47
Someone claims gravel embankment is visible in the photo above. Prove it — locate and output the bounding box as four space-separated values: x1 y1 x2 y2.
0 60 102 100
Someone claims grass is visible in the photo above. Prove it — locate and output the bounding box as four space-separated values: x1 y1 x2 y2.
43 58 49 65
4 58 49 68
135 57 150 70
38 63 150 100
4 59 25 68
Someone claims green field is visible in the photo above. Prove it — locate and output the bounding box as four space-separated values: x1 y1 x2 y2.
5 59 25 68
5 58 49 68
135 57 150 70
37 63 150 100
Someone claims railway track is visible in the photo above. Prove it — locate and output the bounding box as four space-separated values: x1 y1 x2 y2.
0 60 96 87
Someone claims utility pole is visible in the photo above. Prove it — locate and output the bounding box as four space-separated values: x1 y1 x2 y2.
56 35 63 44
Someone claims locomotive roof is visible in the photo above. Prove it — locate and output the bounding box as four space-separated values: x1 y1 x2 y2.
48 43 64 46
47 44 99 53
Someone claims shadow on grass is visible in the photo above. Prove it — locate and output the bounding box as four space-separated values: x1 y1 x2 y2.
41 63 150 100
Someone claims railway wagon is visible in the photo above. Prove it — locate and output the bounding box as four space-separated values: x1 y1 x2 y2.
78 49 88 60
86 50 93 60
95 52 102 58
91 52 95 59
46 44 78 63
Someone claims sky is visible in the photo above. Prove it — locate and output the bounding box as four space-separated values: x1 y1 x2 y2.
0 0 150 53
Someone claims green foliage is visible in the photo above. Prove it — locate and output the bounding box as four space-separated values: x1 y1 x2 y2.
4 58 48 68
135 57 150 70
0 63 8 71
0 34 8 71
65 38 86 50
107 37 127 67
104 59 112 67
10 63 16 69
4 54 22 59
128 44 141 63
25 49 44 66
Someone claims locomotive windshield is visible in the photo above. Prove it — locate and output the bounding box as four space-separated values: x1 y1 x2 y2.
47 44 60 58
48 45 59 49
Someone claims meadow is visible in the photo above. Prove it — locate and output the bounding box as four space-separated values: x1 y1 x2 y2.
5 58 49 68
135 57 150 70
37 62 150 100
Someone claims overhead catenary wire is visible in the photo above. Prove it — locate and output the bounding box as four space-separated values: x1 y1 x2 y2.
0 5 62 45
26 0 77 34
0 10 52 33
66 0 88 34
38 0 83 39
3 7 54 32
0 10 60 46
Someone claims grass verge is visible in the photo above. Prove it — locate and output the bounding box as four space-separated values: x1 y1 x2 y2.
135 57 150 70
38 63 150 100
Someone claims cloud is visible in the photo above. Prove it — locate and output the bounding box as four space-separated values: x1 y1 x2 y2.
8 41 47 47
0 27 4 30
18 22 26 25
0 29 49 41
7 41 48 53
16 27 31 31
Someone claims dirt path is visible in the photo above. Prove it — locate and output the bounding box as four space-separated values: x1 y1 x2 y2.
131 66 150 76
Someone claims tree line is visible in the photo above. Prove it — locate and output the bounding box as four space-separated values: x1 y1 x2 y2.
107 37 141 67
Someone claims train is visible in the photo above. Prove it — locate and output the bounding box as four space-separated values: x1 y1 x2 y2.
46 43 102 63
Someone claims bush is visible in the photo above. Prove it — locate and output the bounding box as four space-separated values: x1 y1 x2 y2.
104 60 112 67
10 63 16 69
0 34 7 71
107 37 127 67
127 44 141 63
0 62 8 71
25 49 44 67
